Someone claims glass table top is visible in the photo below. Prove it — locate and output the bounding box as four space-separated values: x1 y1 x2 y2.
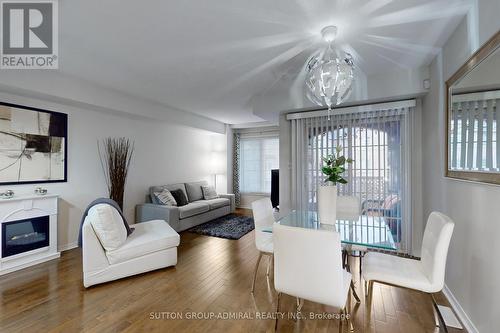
262 210 397 251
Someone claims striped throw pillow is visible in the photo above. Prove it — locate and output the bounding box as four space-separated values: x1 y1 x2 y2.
154 189 177 206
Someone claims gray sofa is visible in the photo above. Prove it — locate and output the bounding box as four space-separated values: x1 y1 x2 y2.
135 181 235 232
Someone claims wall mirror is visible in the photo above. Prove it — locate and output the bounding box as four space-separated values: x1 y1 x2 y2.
446 31 500 184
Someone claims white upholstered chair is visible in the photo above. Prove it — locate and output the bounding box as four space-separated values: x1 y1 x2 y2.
363 212 454 326
337 195 361 267
336 196 361 220
273 224 353 332
82 204 180 287
337 195 363 303
251 198 275 293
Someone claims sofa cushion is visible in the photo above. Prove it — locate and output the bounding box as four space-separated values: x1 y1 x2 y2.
88 204 128 251
153 189 177 206
185 181 208 202
170 189 189 206
106 220 180 265
201 198 230 210
150 184 187 204
178 201 210 219
202 185 219 200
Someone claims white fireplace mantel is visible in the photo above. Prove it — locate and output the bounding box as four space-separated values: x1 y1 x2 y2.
0 194 60 275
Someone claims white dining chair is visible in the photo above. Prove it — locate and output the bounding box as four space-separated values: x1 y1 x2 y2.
251 198 275 293
336 195 362 268
336 196 361 220
273 223 353 332
363 211 455 327
337 196 363 304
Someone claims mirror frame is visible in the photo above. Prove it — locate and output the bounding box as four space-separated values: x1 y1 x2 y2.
445 30 500 185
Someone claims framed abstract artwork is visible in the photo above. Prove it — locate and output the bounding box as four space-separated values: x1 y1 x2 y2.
0 102 67 185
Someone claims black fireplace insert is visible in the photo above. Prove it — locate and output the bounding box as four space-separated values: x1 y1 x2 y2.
2 215 50 258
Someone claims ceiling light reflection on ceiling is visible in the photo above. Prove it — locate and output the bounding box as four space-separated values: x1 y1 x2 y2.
305 25 354 118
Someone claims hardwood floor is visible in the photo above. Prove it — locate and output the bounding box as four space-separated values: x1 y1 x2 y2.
0 209 463 333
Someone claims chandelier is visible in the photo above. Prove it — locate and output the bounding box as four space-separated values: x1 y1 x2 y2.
305 26 354 118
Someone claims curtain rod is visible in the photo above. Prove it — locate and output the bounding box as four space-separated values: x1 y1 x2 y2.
239 132 279 139
286 99 416 120
234 126 279 135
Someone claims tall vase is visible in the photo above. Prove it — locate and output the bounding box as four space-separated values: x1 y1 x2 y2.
318 184 337 225
98 137 134 210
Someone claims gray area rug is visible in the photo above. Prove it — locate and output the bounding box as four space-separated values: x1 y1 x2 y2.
187 214 254 240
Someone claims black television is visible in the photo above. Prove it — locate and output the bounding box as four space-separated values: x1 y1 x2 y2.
271 169 279 208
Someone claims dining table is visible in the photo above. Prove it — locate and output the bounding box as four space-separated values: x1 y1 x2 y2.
262 210 397 250
261 210 398 302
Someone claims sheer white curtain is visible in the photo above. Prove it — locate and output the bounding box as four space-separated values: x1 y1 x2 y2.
288 101 414 250
239 135 279 194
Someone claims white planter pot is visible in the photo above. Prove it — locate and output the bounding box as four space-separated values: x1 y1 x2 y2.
318 184 337 225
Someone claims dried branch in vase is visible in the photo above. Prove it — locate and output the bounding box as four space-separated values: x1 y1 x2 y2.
98 137 134 210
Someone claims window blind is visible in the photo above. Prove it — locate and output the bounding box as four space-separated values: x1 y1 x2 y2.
239 136 279 194
449 92 499 171
289 103 413 251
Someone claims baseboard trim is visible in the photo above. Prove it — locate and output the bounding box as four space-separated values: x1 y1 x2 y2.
442 284 478 333
58 242 78 253
0 253 60 276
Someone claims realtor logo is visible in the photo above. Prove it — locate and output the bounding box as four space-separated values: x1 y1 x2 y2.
1 0 58 69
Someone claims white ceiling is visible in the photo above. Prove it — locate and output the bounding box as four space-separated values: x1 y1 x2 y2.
59 0 472 124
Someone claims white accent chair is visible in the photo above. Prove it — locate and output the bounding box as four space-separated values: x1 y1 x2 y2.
273 224 353 332
82 206 180 288
250 198 274 293
363 212 454 326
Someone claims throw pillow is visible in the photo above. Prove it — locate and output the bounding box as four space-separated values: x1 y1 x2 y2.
170 189 188 206
154 189 177 206
88 204 128 251
202 185 218 200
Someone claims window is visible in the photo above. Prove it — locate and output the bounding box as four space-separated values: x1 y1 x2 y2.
307 120 403 244
289 102 413 251
449 92 499 171
239 136 279 194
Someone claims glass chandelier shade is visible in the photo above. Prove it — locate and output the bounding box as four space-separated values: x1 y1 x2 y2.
305 26 354 116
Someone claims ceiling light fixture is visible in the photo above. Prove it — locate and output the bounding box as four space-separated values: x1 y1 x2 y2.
305 25 354 119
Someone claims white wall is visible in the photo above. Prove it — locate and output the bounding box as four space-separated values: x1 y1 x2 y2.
421 1 500 331
252 66 430 124
0 92 227 251
0 70 225 134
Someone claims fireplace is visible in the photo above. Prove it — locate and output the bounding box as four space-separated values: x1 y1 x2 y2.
2 216 50 258
0 194 59 275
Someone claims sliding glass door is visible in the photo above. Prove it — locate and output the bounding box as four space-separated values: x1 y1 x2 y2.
290 104 413 251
